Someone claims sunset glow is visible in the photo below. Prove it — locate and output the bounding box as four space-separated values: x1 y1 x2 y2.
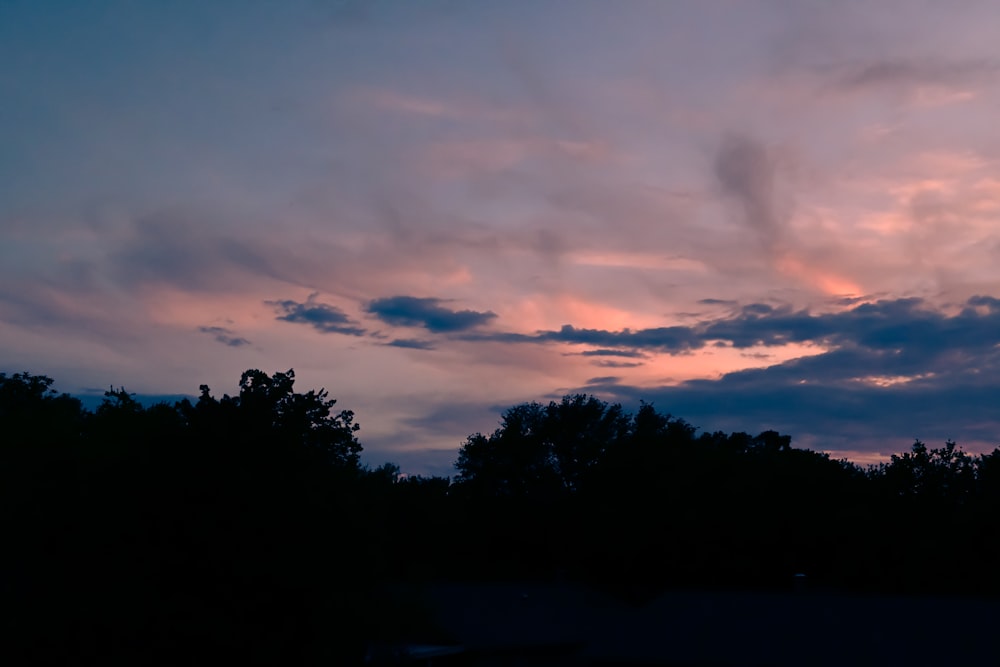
3 1 1000 474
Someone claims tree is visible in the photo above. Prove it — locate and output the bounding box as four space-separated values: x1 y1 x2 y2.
455 402 557 498
181 369 363 470
542 394 631 491
454 394 629 497
880 439 975 505
0 371 83 441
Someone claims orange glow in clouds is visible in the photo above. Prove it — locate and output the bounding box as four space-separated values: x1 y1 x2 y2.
140 287 277 330
775 254 861 297
508 293 667 333
610 341 830 387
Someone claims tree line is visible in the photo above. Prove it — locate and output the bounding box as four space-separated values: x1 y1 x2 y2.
2 369 1000 663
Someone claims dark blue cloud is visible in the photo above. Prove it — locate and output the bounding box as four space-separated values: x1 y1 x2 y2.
967 295 1000 310
583 369 1000 456
578 349 648 358
198 326 250 347
268 294 366 336
461 324 703 351
701 297 999 354
585 376 620 386
367 296 497 333
386 338 436 350
592 360 644 369
462 296 1000 360
564 296 1000 455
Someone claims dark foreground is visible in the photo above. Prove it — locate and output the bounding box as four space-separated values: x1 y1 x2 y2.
371 582 1000 667
4 370 1000 664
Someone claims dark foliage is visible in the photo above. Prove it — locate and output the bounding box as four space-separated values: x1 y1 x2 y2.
2 369 1000 663
0 370 371 664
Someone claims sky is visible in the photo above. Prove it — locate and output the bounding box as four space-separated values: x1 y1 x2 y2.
3 0 1000 475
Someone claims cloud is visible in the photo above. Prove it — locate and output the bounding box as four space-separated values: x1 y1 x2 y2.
554 324 700 350
968 295 1000 310
366 296 497 333
585 376 620 386
386 338 436 350
834 58 999 91
460 323 704 352
586 363 1000 457
268 294 366 335
626 379 990 447
563 295 1000 456
459 297 1000 372
197 326 251 347
105 209 287 292
714 134 786 256
401 400 508 436
577 349 648 358
592 360 643 368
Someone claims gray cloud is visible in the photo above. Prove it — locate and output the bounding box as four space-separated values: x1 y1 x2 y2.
268 294 366 335
585 375 620 386
592 360 644 368
578 348 648 358
107 209 286 292
835 58 1000 91
401 400 508 436
198 326 251 347
386 338 436 350
714 134 786 257
367 296 497 333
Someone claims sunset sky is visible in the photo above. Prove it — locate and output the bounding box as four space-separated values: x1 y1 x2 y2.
4 1 1000 475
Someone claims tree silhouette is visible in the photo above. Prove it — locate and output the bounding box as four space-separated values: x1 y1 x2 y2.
880 439 976 505
7 367 1000 662
455 402 556 498
455 394 631 498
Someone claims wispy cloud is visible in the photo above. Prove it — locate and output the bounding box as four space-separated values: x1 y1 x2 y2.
386 338 436 350
833 58 999 92
592 360 644 368
577 349 648 358
714 134 787 258
197 326 250 347
585 376 620 386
